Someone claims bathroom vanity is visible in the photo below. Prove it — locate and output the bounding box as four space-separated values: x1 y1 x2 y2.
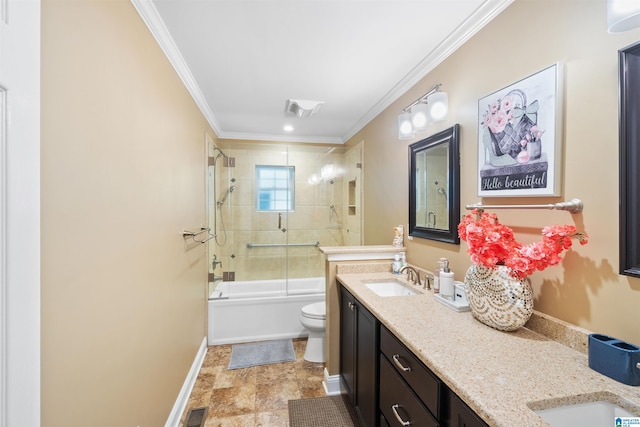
340 283 487 427
336 269 640 427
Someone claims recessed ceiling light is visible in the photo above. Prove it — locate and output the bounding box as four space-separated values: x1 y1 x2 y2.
284 124 294 132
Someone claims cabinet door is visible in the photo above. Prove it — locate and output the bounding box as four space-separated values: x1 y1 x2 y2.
448 391 489 427
380 325 441 419
356 300 378 427
340 285 379 427
340 287 356 402
380 354 439 427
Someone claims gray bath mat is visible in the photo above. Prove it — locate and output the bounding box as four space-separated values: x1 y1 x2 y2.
228 338 296 370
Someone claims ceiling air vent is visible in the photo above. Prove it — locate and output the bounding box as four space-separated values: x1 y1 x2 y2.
284 99 324 118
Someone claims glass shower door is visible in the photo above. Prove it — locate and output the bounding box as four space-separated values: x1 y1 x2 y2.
208 142 289 297
207 140 363 296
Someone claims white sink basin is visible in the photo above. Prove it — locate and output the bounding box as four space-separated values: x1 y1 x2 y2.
535 401 637 426
364 280 417 297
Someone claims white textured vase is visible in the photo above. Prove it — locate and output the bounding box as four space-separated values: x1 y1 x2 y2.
463 264 533 332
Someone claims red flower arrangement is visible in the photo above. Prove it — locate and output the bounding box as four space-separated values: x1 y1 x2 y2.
458 209 589 280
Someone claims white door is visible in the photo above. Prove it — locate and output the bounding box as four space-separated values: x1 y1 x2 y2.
0 0 41 426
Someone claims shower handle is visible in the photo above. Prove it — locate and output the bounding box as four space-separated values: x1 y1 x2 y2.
278 212 287 232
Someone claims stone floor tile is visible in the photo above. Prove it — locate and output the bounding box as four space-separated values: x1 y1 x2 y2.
204 413 255 427
209 385 256 418
255 409 290 427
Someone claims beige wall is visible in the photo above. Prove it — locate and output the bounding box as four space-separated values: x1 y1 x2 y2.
41 1 210 425
352 0 640 345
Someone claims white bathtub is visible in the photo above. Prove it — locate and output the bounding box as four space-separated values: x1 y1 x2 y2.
207 277 325 345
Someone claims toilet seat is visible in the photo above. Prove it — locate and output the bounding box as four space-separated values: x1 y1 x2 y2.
301 302 326 320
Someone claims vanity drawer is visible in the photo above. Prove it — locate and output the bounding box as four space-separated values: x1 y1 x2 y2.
380 354 439 427
380 325 441 419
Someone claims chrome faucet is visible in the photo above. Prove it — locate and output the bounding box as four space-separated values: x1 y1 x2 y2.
400 266 422 288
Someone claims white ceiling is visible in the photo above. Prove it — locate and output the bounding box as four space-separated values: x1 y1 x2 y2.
134 0 513 144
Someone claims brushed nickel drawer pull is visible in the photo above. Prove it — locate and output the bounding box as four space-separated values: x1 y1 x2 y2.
391 404 411 426
392 354 412 372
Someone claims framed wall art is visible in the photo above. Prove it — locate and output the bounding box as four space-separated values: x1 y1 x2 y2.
477 63 563 197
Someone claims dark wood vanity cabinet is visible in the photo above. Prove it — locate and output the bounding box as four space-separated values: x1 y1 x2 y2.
380 325 441 426
447 391 489 427
340 286 379 427
380 354 439 426
339 283 489 427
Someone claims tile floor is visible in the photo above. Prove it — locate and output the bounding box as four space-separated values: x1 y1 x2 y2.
180 338 327 427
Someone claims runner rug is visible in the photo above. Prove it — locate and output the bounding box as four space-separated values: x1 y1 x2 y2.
288 395 358 427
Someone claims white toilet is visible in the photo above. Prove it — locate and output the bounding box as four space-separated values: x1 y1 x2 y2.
299 301 326 363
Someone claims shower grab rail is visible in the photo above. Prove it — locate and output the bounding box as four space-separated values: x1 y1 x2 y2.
183 227 213 243
246 241 320 248
465 198 583 213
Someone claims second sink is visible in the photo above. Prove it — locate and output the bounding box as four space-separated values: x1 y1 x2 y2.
535 401 636 426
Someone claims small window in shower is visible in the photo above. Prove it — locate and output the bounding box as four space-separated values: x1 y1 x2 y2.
255 165 295 211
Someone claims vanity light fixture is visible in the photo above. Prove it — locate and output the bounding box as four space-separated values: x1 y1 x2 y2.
607 0 640 33
410 103 429 131
284 99 324 118
397 111 415 139
427 90 449 122
397 83 448 140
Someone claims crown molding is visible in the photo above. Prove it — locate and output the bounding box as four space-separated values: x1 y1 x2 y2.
216 130 344 145
132 0 513 145
341 0 515 143
130 0 223 135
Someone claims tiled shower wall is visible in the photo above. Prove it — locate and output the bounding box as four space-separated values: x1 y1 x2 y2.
208 142 362 283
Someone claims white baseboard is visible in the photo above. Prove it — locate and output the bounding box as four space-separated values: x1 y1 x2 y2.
165 337 208 427
322 368 343 396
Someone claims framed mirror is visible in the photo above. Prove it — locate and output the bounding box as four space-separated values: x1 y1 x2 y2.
409 124 460 244
619 42 640 278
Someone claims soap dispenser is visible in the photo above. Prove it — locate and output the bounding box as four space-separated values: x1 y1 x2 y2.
440 260 455 300
392 254 401 274
433 257 446 294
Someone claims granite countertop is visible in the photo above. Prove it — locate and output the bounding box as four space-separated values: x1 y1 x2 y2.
336 270 640 427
